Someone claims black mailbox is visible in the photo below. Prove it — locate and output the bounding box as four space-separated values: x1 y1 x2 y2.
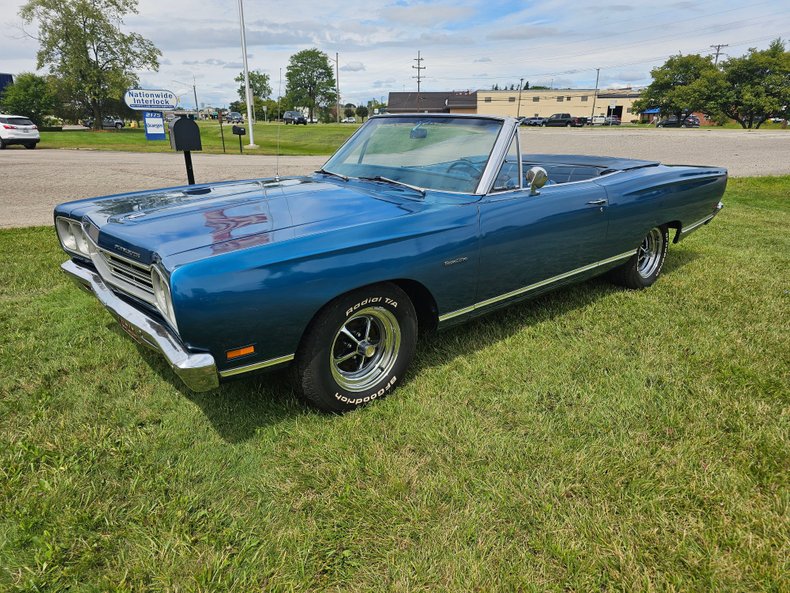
169 116 202 151
232 125 246 136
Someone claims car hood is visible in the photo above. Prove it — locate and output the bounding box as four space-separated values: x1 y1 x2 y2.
60 177 429 266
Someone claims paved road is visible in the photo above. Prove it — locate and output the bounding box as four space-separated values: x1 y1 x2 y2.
1 127 787 228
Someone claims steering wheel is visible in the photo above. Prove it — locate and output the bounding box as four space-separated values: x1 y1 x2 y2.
447 158 483 178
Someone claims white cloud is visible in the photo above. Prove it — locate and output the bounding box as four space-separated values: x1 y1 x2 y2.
340 61 366 72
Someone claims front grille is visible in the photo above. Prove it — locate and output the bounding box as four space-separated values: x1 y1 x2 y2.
100 251 155 297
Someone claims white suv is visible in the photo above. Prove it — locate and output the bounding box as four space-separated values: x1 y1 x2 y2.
0 114 40 149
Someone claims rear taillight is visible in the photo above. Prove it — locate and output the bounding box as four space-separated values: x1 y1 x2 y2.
2 125 15 129
32 125 38 130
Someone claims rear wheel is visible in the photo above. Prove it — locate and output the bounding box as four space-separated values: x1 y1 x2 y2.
296 283 418 412
24 143 36 150
0 138 5 149
608 226 669 289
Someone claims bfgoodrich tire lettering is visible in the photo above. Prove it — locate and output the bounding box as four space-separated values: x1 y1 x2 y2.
608 225 669 289
296 283 417 412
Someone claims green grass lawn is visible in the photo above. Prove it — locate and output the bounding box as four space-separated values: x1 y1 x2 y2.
39 121 359 155
1 177 788 592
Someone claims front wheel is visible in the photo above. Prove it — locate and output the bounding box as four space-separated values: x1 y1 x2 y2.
608 226 669 289
296 283 418 412
25 142 36 149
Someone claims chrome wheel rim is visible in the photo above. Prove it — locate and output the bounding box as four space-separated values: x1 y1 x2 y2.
330 307 401 393
637 228 664 279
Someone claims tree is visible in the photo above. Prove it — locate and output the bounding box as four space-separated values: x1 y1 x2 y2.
718 39 790 129
234 70 272 102
344 107 355 118
355 105 369 121
19 0 160 129
285 49 336 122
0 73 56 126
632 54 722 122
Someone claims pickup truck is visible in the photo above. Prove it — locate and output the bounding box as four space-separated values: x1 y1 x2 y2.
543 113 586 127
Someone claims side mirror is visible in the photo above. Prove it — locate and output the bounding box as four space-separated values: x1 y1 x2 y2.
526 166 548 195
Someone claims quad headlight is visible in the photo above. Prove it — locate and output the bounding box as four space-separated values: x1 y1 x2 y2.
56 217 94 258
151 265 178 331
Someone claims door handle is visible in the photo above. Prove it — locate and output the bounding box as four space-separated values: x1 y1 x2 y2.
586 199 607 205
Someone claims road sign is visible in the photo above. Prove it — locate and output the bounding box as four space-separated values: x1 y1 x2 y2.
143 111 166 141
124 89 178 111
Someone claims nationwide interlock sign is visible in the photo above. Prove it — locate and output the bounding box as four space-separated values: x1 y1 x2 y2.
124 89 178 111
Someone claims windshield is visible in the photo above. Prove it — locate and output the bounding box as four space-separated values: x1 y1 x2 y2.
323 116 503 193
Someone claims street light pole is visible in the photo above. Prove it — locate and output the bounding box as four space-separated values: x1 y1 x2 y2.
335 52 340 123
517 77 524 118
237 0 257 147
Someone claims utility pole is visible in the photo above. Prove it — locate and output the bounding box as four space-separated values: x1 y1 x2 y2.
710 43 729 65
336 52 340 123
517 77 524 118
590 68 600 121
412 51 425 111
192 75 199 116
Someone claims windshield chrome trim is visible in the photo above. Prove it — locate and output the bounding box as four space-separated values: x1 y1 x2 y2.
475 117 520 194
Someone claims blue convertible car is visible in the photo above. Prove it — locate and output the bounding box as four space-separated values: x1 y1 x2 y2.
55 114 726 411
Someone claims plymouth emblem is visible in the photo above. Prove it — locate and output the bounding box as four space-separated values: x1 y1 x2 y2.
114 244 141 259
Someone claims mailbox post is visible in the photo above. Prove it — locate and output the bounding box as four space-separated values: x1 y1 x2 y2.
232 125 246 154
169 115 202 184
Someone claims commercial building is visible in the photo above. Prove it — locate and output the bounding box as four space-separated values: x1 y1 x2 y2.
387 91 478 114
387 87 644 121
477 88 643 121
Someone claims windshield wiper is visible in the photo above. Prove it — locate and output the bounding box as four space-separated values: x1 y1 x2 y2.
316 168 348 181
358 176 426 197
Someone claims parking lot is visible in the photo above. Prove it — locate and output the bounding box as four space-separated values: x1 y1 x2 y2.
1 127 788 228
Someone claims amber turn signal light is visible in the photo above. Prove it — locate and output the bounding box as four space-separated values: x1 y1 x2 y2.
226 345 255 360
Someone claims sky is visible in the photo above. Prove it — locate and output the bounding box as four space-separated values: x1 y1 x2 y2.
1 0 788 109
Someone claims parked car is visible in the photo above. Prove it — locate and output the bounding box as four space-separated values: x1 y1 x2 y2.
591 115 621 126
341 117 356 123
520 116 546 126
0 113 40 149
656 115 700 128
82 116 125 129
224 112 243 123
283 110 308 125
543 113 586 127
55 114 726 412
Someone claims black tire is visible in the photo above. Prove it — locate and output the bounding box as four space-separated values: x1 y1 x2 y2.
566 122 572 127
24 143 36 149
115 122 123 129
0 138 6 149
296 283 418 412
608 226 669 289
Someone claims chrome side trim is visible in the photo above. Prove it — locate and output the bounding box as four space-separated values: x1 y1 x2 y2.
439 250 635 322
219 354 295 378
678 203 723 238
61 259 219 392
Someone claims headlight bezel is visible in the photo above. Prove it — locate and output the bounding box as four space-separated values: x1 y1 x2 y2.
151 265 179 332
55 216 95 258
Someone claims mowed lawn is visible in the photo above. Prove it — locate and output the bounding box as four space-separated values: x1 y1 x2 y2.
0 177 787 592
38 121 358 155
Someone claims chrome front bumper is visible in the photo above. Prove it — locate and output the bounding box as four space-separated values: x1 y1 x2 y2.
61 260 220 392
